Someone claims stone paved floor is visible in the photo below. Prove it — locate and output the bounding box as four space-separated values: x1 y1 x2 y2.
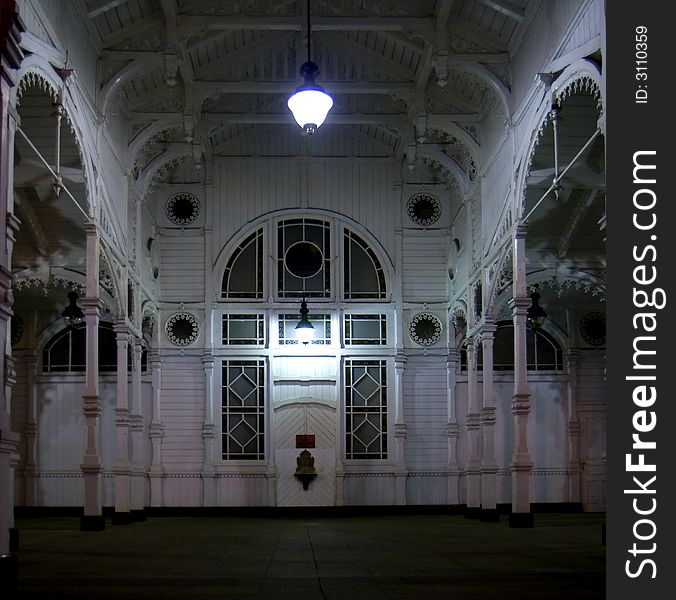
11 513 605 599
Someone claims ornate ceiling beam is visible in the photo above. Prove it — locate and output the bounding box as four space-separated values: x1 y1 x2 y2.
128 114 184 158
100 55 163 115
477 0 525 22
191 32 297 79
101 13 163 49
178 15 434 35
86 0 129 19
203 112 409 128
319 32 418 82
447 17 507 53
194 80 416 98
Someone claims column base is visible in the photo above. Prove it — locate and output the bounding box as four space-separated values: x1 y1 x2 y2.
9 527 19 551
80 515 106 531
131 509 147 522
0 554 18 593
112 511 134 525
508 512 534 528
479 508 499 522
464 506 481 519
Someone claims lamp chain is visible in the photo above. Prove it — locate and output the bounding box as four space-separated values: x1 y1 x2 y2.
306 0 311 64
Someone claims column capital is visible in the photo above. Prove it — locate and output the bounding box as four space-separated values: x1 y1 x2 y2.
514 222 528 239
84 221 99 237
446 422 460 437
479 317 497 336
508 296 530 311
511 394 530 414
466 413 481 429
480 406 497 425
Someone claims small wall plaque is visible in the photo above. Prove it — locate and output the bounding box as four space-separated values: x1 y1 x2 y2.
296 434 315 448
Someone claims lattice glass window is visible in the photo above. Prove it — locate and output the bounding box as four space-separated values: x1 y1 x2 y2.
344 314 387 345
278 218 331 298
345 360 387 459
278 313 331 345
222 229 264 299
344 230 386 299
222 314 265 345
222 360 265 460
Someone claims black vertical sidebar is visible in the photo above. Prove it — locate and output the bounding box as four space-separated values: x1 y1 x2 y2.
606 2 674 598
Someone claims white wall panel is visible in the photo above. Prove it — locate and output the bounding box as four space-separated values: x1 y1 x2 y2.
160 232 205 302
342 474 395 505
215 476 269 506
403 363 448 471
160 356 205 470
401 234 449 303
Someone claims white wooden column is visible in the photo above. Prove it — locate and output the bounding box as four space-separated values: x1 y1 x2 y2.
446 348 460 504
393 352 407 505
0 4 22 585
81 223 104 531
508 223 533 527
113 321 132 523
566 350 582 505
129 340 145 519
202 353 216 506
465 337 481 517
148 352 164 506
23 351 38 506
480 321 498 520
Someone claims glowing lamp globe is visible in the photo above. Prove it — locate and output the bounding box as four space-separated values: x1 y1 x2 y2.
287 62 333 134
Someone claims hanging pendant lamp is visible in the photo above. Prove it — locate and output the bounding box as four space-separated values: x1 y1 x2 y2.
295 298 315 344
287 0 333 134
62 291 85 329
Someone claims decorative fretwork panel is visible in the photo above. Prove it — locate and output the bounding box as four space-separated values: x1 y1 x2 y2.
344 314 387 345
222 360 265 460
345 360 387 460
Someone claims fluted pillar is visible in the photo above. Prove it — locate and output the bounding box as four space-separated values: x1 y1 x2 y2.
465 337 481 518
394 352 407 505
148 353 164 506
202 353 216 506
509 223 533 527
80 223 104 531
480 321 498 521
112 321 132 524
129 340 145 520
446 348 460 504
23 351 38 506
566 350 582 504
